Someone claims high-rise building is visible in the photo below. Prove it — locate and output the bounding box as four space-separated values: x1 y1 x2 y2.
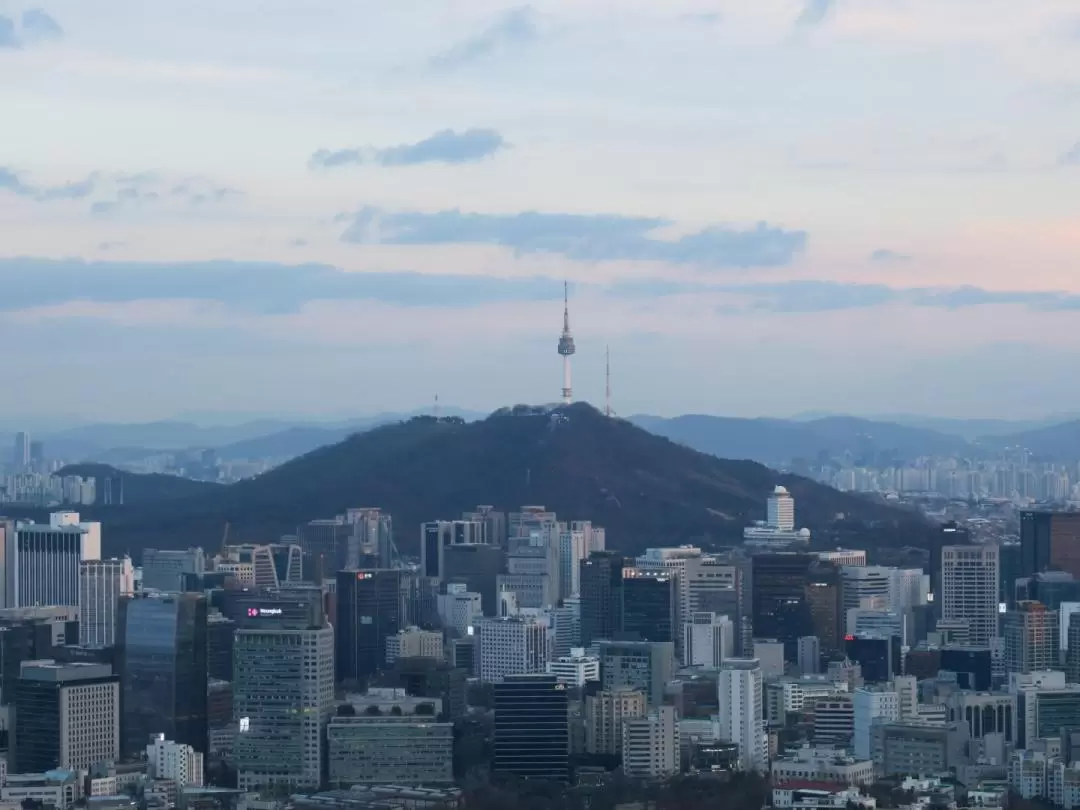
463 506 507 548
493 673 569 781
717 659 765 772
443 544 506 617
79 557 134 647
346 508 396 569
142 548 206 593
841 566 892 613
752 553 837 660
845 634 902 683
336 569 403 683
798 636 821 675
853 686 899 759
385 626 444 665
597 640 675 706
118 593 208 756
558 527 587 600
768 486 796 531
0 607 78 704
931 522 970 616
1067 621 1080 684
13 432 30 472
1021 511 1080 580
420 520 486 580
476 615 551 683
546 648 600 687
584 689 647 755
296 516 350 577
13 661 119 773
941 544 999 646
683 612 734 668
8 517 96 608
1000 541 1023 608
622 706 679 778
233 592 334 791
207 610 235 682
621 569 677 643
1005 601 1058 674
146 735 204 786
580 551 625 646
213 543 302 589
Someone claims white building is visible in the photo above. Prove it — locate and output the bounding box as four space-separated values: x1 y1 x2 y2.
768 486 796 530
853 687 900 760
476 615 552 683
79 557 134 646
754 639 786 678
558 527 587 600
942 544 1000 646
546 648 600 686
622 706 679 778
818 550 867 567
6 515 99 608
718 658 765 772
585 689 648 755
385 627 444 664
683 612 734 668
146 734 204 786
841 567 893 614
437 584 483 638
771 745 875 786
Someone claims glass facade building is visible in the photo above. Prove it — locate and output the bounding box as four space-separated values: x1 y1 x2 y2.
493 673 569 782
118 593 208 756
336 570 403 683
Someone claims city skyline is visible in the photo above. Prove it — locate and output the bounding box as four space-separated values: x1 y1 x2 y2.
2 1 1080 419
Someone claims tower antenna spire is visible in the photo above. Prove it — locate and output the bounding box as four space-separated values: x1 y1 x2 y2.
557 281 576 404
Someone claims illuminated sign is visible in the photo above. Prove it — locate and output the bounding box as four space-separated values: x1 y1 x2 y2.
247 607 283 617
844 635 855 641
999 602 1007 614
356 572 373 580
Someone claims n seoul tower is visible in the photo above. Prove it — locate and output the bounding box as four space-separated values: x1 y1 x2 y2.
557 281 576 404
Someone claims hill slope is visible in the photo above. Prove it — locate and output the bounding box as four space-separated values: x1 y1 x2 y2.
55 464 222 503
979 420 1080 458
91 403 926 558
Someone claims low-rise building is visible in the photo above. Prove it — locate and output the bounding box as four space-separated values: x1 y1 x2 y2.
327 714 453 787
771 746 875 786
772 783 875 810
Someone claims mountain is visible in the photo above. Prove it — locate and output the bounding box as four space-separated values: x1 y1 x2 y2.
81 403 927 559
55 464 222 503
979 420 1080 458
629 413 969 465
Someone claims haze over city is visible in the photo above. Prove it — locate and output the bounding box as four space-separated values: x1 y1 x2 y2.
4 0 1080 421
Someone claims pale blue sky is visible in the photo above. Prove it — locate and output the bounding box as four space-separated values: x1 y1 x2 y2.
2 0 1080 420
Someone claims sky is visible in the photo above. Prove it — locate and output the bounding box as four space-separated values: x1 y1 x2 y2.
3 0 1080 422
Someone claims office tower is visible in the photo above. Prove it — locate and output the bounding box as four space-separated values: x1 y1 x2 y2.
233 592 334 791
597 639 675 706
493 673 569 781
28 440 44 472
939 645 992 691
634 547 703 643
463 506 507 548
841 566 892 613
442 544 506 616
420 520 486 580
813 695 855 746
818 549 867 567
296 516 350 576
546 648 600 686
798 636 821 675
1068 621 1080 683
497 572 554 610
118 593 208 756
385 626 444 665
717 659 765 772
206 611 235 682
580 551 626 646
1022 511 1080 579
0 607 78 703
14 662 119 773
1021 571 1080 611
13 432 30 471
142 548 206 592
932 522 970 615
7 517 93 607
683 612 734 668
345 507 395 569
79 557 134 647
391 657 468 721
805 561 842 655
1001 541 1023 608
585 689 647 755
146 735 204 786
941 544 999 646
845 635 902 683
1005 601 1057 674
327 707 453 788
507 531 561 605
214 543 302 589
476 615 551 683
549 599 581 658
622 706 679 778
336 569 403 683
437 584 482 638
509 506 558 544
450 636 478 676
853 686 899 759
752 639 785 678
621 569 677 643
558 526 587 600
753 553 839 660
768 486 795 530
686 556 743 624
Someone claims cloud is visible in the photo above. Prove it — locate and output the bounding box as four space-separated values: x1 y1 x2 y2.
0 166 98 201
20 9 63 41
795 0 833 28
340 207 809 269
869 249 912 263
430 6 539 70
1058 142 1080 167
0 15 18 48
310 128 507 169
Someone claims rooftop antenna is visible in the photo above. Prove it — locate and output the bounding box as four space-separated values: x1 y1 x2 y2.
557 281 576 404
434 393 441 420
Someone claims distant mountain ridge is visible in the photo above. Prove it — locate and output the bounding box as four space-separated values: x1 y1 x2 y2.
65 403 929 559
